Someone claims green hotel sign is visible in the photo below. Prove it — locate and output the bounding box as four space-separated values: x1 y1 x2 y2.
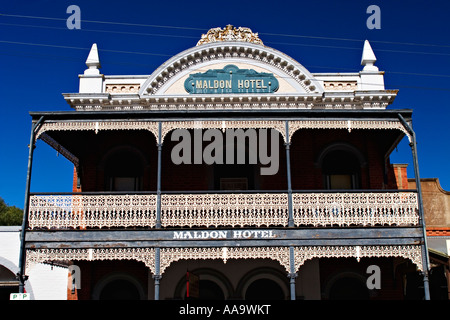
184 64 279 94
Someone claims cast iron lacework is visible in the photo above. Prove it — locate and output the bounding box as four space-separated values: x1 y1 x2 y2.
35 119 412 148
25 245 423 275
28 194 157 229
292 192 419 227
161 193 289 228
28 191 418 229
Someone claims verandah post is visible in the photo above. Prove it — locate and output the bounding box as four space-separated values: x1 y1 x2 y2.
18 116 44 293
397 113 431 300
285 121 294 227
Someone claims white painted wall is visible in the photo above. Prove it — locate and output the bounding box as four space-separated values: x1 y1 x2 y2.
0 226 68 300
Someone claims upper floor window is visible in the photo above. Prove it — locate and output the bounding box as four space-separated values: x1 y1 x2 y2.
318 143 365 190
213 163 255 190
104 149 144 191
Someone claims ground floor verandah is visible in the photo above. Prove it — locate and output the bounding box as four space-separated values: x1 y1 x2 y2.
24 243 431 300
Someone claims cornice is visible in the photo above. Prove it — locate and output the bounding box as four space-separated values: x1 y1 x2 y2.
62 90 397 111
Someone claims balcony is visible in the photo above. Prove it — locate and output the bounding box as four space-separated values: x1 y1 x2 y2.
27 190 419 230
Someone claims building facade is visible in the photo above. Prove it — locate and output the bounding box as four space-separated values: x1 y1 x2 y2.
20 25 430 300
408 174 450 299
0 226 67 300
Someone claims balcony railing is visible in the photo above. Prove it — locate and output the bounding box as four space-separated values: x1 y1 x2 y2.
27 190 419 230
28 192 157 229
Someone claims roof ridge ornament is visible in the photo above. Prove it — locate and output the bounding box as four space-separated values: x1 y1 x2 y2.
361 40 378 72
197 25 264 46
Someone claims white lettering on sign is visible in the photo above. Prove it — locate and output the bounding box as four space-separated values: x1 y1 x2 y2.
173 230 276 240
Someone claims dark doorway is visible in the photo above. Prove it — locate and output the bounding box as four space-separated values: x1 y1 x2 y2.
328 277 369 300
99 279 141 300
245 278 285 300
104 150 144 191
185 279 225 300
214 164 255 190
322 149 361 189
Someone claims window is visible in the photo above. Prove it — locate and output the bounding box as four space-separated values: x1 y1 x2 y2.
104 150 144 191
212 138 257 190
214 164 254 190
321 148 363 190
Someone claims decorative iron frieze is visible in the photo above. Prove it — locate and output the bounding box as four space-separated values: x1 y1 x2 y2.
25 245 423 276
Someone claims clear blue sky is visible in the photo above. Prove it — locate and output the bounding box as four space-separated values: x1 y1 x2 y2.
1 0 449 208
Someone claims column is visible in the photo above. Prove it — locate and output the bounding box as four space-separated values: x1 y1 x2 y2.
18 116 44 293
156 121 162 228
288 246 297 300
154 122 163 299
398 114 430 300
285 121 294 227
153 247 162 300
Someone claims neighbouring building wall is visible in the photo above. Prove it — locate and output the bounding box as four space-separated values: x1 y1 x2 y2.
408 177 450 258
408 178 450 230
393 163 450 257
0 227 20 275
0 226 68 300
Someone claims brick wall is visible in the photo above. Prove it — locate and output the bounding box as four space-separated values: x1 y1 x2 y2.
75 260 149 300
392 164 409 190
72 129 397 192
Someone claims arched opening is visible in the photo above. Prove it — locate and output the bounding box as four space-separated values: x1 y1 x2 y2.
238 266 289 300
318 143 365 190
93 273 146 300
175 268 232 300
0 265 19 300
328 276 369 300
99 278 141 300
323 149 360 189
245 278 285 300
198 279 225 300
184 279 225 300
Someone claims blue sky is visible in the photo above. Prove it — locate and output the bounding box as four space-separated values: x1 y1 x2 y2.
1 0 449 208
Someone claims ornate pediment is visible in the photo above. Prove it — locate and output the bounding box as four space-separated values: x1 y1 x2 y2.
197 25 263 46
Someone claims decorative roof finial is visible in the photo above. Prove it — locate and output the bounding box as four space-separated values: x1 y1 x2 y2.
361 40 378 71
197 25 263 46
84 43 101 74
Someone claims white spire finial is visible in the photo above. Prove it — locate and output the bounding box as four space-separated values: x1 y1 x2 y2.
361 40 378 71
84 43 101 74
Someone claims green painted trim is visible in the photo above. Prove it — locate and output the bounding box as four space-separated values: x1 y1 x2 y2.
184 64 279 94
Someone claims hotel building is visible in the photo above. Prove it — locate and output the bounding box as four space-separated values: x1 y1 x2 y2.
19 25 431 300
